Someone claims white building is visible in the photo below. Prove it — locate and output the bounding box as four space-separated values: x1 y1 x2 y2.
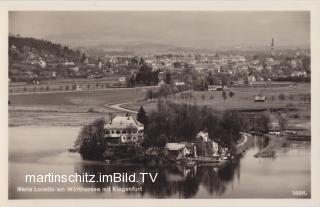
104 116 144 144
38 59 46 68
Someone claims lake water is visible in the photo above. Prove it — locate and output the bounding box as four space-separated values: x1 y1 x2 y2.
9 126 311 199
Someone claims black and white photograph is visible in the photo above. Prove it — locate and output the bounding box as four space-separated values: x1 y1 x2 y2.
5 7 315 202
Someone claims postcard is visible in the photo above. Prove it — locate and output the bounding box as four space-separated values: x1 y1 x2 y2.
1 1 320 207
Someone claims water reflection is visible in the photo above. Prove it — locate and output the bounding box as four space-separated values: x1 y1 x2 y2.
74 160 240 198
9 127 311 199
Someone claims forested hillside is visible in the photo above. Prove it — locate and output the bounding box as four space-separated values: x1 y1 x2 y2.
9 35 81 64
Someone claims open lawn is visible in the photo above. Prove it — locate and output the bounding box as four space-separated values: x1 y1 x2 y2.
9 110 117 127
122 83 311 112
9 87 149 107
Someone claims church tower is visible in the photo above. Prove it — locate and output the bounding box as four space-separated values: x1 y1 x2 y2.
271 37 275 56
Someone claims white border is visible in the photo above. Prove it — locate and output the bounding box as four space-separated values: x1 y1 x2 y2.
1 1 320 207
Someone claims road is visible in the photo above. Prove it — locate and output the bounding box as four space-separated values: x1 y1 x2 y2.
236 133 248 147
104 89 193 114
105 101 139 114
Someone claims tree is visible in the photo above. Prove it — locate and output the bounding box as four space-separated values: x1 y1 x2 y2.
173 62 181 68
229 91 235 98
244 77 249 85
145 89 154 100
222 91 227 101
201 94 206 101
158 84 171 98
288 94 294 101
278 93 286 102
165 72 172 85
137 106 148 126
75 118 106 160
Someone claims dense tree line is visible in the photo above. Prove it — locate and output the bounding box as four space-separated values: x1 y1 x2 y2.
75 102 271 160
272 76 310 82
128 62 159 86
142 100 271 153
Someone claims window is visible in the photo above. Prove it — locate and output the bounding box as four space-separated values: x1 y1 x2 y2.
116 130 120 134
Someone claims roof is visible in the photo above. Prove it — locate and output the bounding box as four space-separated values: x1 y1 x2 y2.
165 143 186 151
104 116 143 129
254 95 266 100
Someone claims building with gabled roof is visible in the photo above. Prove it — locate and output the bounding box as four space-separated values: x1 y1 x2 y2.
104 115 144 144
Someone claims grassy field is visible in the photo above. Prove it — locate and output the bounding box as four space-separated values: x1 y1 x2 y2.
122 83 311 112
9 87 150 126
9 87 148 107
9 76 126 93
9 110 117 127
9 83 310 127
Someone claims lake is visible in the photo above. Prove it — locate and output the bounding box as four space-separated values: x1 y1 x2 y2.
9 126 311 199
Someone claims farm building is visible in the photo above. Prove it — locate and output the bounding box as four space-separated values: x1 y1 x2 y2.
254 95 267 102
164 143 191 159
208 85 224 91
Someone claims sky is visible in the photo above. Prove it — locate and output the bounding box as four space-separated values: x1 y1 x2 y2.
9 11 310 50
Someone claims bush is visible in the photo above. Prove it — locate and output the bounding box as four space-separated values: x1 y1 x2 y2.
229 91 235 98
222 91 227 100
279 93 286 102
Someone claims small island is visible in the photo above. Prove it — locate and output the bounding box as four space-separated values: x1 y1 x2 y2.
71 100 274 166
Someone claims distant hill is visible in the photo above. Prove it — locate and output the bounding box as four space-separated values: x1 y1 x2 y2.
84 42 218 56
9 35 81 64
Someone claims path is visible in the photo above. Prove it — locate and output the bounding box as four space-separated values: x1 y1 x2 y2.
236 132 251 155
236 133 248 147
104 89 193 114
105 101 139 114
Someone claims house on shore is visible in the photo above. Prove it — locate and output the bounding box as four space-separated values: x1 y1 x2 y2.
196 131 220 157
164 143 191 159
104 115 144 145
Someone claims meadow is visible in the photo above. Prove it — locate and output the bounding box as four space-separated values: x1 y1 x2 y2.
9 87 149 107
9 87 150 126
122 83 311 112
